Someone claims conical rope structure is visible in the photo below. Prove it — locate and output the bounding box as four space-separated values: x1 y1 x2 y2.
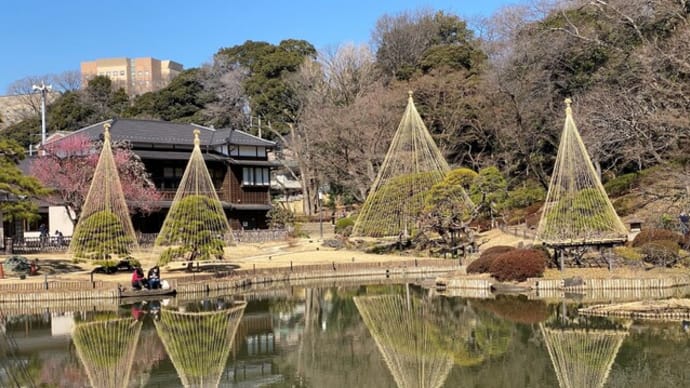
352 91 472 238
536 99 628 246
354 295 453 388
72 317 143 388
69 123 139 260
539 323 628 388
155 129 233 263
154 302 246 388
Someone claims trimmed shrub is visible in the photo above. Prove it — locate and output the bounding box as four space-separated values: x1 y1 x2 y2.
632 228 683 247
641 240 680 265
481 246 515 260
612 246 644 262
467 246 516 274
335 217 355 236
467 256 495 274
603 172 638 197
489 248 548 282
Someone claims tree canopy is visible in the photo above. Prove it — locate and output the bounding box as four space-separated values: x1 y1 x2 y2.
0 138 48 222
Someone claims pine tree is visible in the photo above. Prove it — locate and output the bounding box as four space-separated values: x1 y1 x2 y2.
0 138 48 223
157 195 227 264
71 210 134 261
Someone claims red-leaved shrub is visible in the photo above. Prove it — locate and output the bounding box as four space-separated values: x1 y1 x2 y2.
467 246 516 274
473 295 550 324
489 248 548 282
632 228 683 247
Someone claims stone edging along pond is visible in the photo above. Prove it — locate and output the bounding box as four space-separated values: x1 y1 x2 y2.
0 259 459 303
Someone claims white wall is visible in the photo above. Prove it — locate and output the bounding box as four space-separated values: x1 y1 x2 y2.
49 206 75 236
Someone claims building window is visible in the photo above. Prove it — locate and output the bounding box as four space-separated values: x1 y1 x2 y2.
120 70 125 76
238 146 257 157
242 167 269 186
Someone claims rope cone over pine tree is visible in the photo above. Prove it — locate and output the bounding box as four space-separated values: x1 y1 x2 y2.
352 91 473 238
155 129 234 264
536 98 628 247
69 123 139 261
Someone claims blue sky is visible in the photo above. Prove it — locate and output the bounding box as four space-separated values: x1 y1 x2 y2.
0 0 521 94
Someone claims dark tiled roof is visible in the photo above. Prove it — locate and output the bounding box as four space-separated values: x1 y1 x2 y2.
53 119 276 148
134 149 226 162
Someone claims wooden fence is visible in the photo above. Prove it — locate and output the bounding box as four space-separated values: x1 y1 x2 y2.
0 259 459 302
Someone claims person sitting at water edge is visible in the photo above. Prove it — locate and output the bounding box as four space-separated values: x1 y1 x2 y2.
131 266 148 290
148 265 161 289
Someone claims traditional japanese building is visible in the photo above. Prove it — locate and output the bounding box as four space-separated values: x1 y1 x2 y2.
41 118 276 235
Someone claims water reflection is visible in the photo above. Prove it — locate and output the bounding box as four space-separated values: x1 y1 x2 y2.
0 315 36 387
354 285 514 388
72 315 143 388
540 308 630 388
3 285 690 387
354 293 454 388
154 300 246 387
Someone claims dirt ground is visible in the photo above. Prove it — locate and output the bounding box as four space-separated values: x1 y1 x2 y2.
0 228 686 284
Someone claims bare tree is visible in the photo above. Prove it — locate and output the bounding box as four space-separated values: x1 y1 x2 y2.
6 75 45 118
200 56 248 129
371 8 439 79
49 70 81 92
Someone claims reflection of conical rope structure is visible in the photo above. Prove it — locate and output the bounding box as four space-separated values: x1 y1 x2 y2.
539 323 628 388
69 123 139 259
352 92 472 238
354 295 453 388
536 99 627 246
155 129 233 260
0 315 34 387
154 302 246 387
72 317 143 388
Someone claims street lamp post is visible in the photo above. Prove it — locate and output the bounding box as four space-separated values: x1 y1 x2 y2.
317 188 323 240
32 81 52 146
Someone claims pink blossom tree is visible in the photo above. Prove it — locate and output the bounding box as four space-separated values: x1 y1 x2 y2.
30 133 161 226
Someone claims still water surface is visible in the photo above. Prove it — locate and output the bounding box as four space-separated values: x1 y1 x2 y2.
1 282 689 387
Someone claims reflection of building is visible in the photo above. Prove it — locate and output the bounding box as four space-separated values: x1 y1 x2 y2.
228 311 283 385
80 57 183 95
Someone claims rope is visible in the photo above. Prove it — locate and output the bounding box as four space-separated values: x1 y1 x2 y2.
69 123 140 260
354 295 453 388
536 99 628 246
154 302 246 387
540 324 628 388
352 92 472 237
72 317 143 388
155 129 234 261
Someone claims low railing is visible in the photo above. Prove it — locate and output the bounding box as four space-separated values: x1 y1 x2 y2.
4 228 290 254
233 229 288 243
8 237 71 254
499 224 537 240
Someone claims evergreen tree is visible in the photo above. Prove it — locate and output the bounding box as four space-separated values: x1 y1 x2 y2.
70 210 134 261
0 138 48 223
156 195 228 264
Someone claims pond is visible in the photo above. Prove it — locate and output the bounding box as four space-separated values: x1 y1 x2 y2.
1 281 689 387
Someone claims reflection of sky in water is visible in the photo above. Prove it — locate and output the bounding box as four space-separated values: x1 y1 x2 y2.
1 286 689 387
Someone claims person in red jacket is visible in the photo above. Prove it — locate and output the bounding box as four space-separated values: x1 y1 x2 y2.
131 266 148 290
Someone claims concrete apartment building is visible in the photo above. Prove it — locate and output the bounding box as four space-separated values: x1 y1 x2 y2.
80 57 183 95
